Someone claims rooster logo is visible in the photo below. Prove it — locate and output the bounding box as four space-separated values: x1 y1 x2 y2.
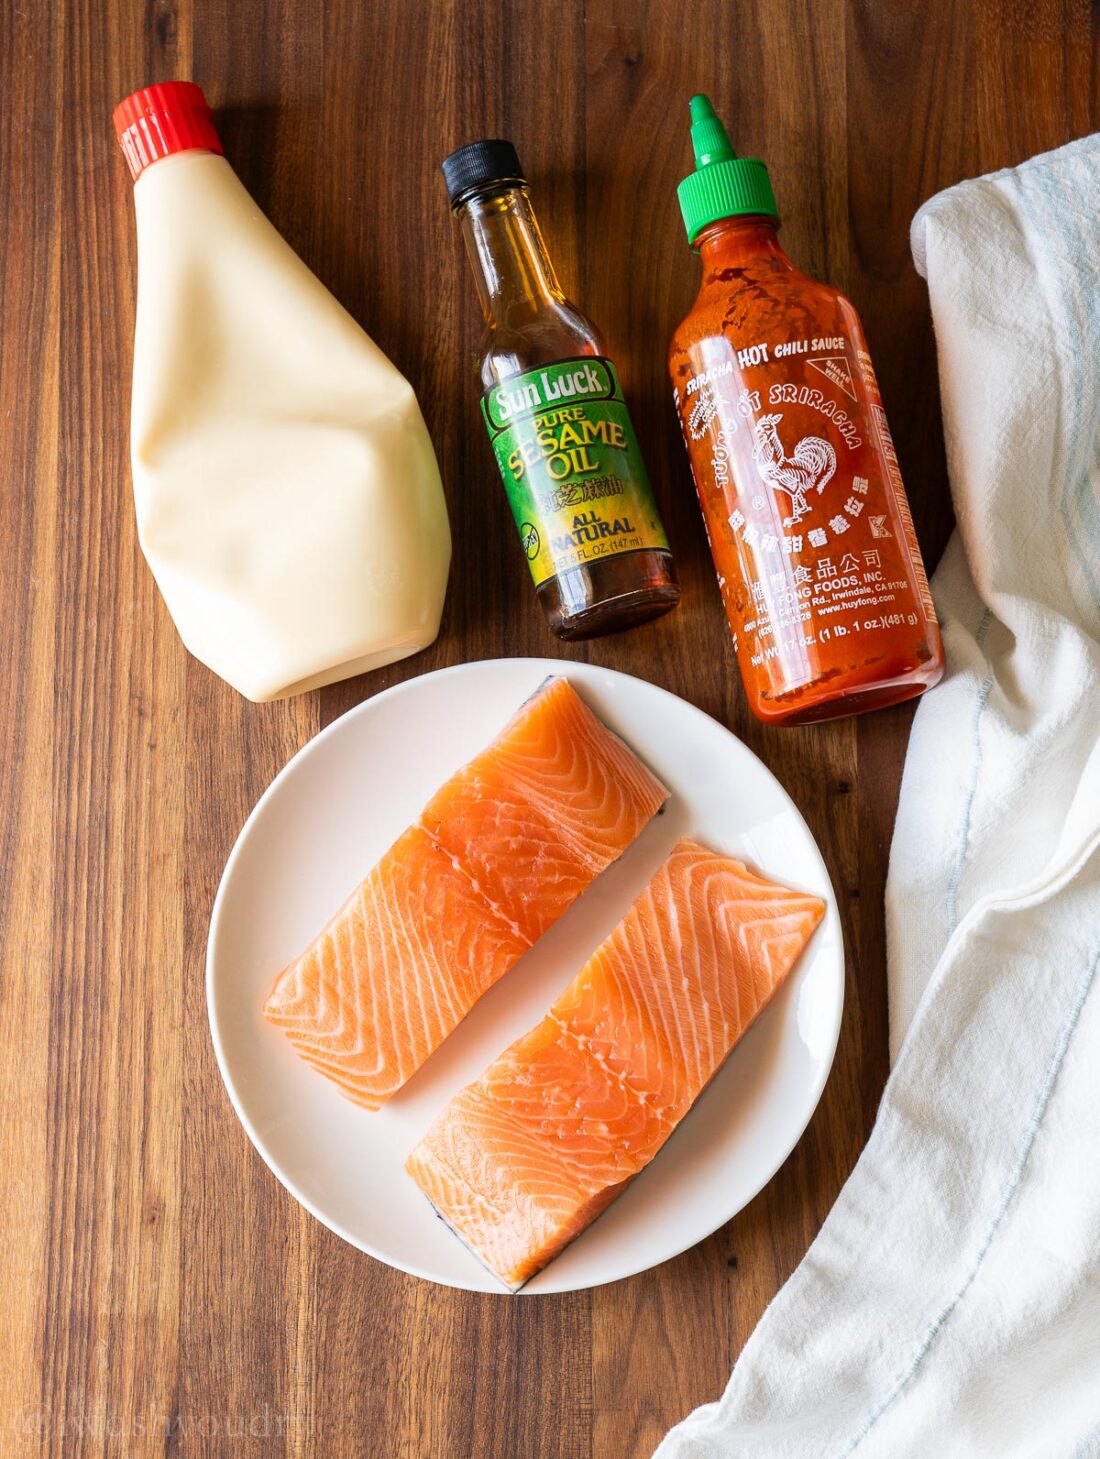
752 413 836 527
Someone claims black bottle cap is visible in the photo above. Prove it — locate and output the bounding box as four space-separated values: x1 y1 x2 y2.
441 139 526 207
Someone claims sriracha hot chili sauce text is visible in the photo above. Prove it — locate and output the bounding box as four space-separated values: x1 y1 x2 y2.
669 97 944 725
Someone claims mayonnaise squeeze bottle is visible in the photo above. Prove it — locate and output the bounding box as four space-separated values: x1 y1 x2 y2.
114 83 451 701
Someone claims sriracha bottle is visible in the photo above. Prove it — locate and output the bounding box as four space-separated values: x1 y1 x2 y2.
669 96 944 725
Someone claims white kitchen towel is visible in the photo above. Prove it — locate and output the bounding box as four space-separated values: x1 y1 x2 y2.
655 137 1100 1459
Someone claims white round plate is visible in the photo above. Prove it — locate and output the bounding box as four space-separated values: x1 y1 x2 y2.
207 658 843 1294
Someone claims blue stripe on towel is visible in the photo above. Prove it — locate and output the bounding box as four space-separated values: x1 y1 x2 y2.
944 608 995 938
838 944 1100 1456
1070 1417 1100 1458
1027 153 1100 624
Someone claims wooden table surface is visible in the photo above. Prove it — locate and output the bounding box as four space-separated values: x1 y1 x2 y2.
4 1 1094 1454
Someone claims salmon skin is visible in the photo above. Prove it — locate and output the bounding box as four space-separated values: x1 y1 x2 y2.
406 839 825 1290
263 677 667 1109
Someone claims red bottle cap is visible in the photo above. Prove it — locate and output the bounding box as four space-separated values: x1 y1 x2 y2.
113 82 223 182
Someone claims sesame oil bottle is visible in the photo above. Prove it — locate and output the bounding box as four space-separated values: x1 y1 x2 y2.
444 139 680 640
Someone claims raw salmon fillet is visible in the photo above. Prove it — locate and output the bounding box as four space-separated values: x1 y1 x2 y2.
406 839 825 1289
263 677 667 1109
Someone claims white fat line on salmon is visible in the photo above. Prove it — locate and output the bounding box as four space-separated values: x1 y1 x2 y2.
344 917 389 1084
303 936 392 1086
548 1015 670 1120
419 1180 520 1294
291 899 404 1094
416 825 530 946
626 886 707 1091
298 928 380 1080
513 675 670 817
419 1120 624 1295
391 884 462 1078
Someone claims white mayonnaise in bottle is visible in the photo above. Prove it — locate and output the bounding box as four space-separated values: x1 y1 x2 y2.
114 83 451 701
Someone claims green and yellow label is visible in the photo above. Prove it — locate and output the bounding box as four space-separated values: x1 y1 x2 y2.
481 356 669 587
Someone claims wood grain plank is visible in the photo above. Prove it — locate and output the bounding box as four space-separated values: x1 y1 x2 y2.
6 2 1098 1457
28 1 193 1454
0 1 62 1450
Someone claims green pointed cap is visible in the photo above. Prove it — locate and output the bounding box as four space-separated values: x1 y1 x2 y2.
677 94 778 245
